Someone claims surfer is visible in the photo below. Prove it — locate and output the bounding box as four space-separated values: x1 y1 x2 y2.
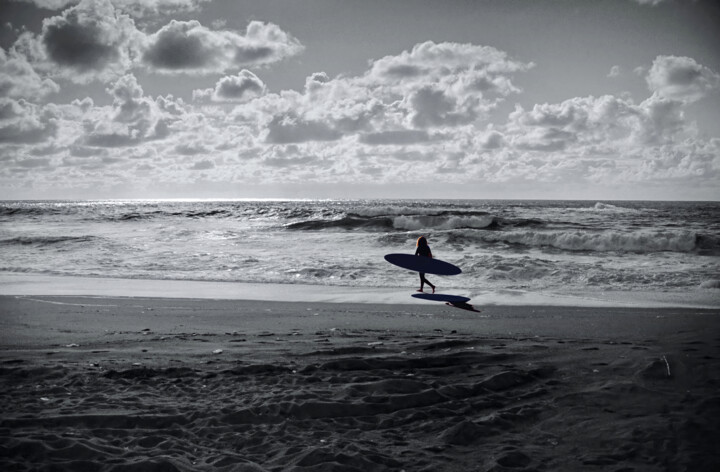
415 236 436 294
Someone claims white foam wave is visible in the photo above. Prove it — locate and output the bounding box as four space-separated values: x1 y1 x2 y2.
587 202 645 213
700 279 720 289
482 229 698 253
392 215 496 231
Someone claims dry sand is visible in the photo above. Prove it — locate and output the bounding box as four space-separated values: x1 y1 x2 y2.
1 295 719 471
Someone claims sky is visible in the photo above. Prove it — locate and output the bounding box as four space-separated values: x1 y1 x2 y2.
1 0 719 200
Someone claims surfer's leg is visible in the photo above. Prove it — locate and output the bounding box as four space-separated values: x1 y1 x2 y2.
427 278 435 294
419 273 435 293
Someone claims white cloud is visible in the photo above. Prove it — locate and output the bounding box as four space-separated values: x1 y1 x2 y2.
359 129 432 145
82 73 178 147
264 113 342 144
607 65 621 78
0 98 59 143
36 0 140 83
2 26 717 199
0 48 60 99
142 20 303 74
492 92 718 187
363 41 533 127
646 55 720 102
190 159 214 170
226 40 533 150
10 1 302 84
21 0 210 18
409 86 474 128
193 70 266 102
506 93 693 149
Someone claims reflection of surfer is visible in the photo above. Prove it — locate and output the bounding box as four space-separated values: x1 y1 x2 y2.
415 236 436 294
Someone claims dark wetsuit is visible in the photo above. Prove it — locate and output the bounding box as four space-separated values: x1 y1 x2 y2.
415 243 435 292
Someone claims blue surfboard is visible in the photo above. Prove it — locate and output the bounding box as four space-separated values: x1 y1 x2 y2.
384 253 462 276
412 293 471 303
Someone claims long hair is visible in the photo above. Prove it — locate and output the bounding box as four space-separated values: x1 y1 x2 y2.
417 236 428 248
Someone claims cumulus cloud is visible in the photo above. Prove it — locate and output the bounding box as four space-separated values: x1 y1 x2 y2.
0 98 59 143
234 40 532 150
0 48 60 99
22 0 210 18
410 86 473 128
646 55 720 102
364 41 533 127
37 0 140 82
142 20 303 74
359 129 432 145
190 159 214 170
10 2 301 84
175 140 209 155
193 70 266 102
506 93 692 151
265 113 342 144
82 73 177 146
3 23 716 198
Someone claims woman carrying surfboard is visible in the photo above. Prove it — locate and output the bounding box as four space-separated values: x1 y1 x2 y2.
415 236 436 294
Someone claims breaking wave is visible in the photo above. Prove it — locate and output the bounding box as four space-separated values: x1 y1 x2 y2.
286 213 501 231
471 229 716 254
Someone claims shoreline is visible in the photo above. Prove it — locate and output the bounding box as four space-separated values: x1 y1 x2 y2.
2 273 718 308
2 295 718 346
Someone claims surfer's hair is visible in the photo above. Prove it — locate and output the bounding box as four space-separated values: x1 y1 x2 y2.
417 236 428 247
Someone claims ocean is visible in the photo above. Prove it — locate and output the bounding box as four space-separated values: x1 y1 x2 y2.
1 199 719 306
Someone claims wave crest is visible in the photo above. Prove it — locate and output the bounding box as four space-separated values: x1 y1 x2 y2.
479 229 704 254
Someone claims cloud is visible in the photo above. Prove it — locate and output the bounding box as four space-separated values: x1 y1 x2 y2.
263 154 319 168
363 41 533 127
11 2 301 84
264 113 342 144
23 0 210 18
646 55 720 102
193 70 266 102
506 93 692 151
0 98 59 143
410 86 473 128
359 129 432 145
607 65 621 78
37 0 140 82
368 41 531 85
3 27 716 199
0 47 60 99
190 159 214 170
82 73 177 147
175 140 209 155
142 20 303 74
233 40 533 150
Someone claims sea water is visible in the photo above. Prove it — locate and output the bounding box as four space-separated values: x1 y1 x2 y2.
1 199 719 306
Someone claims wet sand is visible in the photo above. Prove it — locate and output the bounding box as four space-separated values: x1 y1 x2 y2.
1 295 719 471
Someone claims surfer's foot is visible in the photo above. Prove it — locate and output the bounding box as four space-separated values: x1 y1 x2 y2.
431 287 436 294
416 289 424 293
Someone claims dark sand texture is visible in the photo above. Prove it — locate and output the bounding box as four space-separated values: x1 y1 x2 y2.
1 295 719 471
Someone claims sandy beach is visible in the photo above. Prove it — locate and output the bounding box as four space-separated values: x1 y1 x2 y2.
1 294 718 471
